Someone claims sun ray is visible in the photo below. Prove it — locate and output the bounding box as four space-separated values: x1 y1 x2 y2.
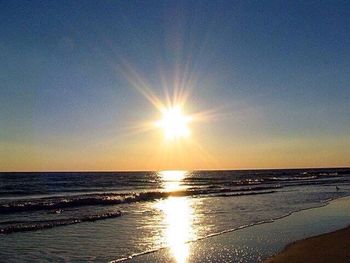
109 55 227 169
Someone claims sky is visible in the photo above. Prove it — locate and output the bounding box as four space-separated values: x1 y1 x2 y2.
0 0 349 171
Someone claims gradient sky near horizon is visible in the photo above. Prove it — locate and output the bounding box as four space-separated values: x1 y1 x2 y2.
1 0 349 171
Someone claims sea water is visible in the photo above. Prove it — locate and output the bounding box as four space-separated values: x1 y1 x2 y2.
0 168 349 262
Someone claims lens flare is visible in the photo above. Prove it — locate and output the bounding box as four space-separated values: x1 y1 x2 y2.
111 58 222 168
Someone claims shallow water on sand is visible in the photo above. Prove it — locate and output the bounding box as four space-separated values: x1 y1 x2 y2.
0 169 349 262
132 196 350 263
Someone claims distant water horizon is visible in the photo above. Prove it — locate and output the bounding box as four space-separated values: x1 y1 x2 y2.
2 166 349 173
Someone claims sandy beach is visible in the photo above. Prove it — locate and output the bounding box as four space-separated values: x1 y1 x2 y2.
265 226 350 263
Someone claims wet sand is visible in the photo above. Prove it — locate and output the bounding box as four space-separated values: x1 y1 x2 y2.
264 225 350 263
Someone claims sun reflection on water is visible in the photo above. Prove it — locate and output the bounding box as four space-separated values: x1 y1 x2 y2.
155 170 196 263
159 170 187 192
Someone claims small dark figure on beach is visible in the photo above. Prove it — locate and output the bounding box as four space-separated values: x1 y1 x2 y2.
336 186 340 191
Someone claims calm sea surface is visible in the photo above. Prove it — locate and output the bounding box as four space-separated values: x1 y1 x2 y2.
0 168 349 262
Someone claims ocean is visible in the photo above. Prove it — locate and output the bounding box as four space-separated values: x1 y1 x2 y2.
0 168 349 262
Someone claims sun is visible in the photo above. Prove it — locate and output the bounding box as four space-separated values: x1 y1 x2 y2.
156 106 192 140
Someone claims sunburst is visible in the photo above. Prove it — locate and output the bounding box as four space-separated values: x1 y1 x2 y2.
156 106 192 140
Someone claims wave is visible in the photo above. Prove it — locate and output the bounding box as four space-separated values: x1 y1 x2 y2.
0 210 122 234
266 175 317 181
1 173 347 215
213 190 276 197
0 186 281 214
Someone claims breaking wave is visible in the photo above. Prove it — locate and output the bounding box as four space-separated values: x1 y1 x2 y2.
0 210 122 234
0 186 281 214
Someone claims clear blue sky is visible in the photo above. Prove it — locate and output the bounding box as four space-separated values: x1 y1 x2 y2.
1 0 349 170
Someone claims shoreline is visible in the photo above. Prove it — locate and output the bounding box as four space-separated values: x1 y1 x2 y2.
264 225 350 263
115 195 349 262
128 195 350 262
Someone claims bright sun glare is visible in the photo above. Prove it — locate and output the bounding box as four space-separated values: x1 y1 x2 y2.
156 106 192 140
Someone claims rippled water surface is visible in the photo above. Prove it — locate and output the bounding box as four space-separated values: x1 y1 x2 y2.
0 168 349 262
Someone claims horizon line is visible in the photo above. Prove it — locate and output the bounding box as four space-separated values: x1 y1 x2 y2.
1 166 349 173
